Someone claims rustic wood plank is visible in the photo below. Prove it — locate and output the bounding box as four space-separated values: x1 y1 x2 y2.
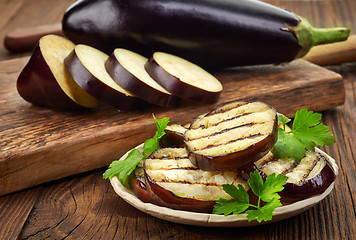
0 57 344 196
323 63 356 240
0 0 75 61
0 0 355 240
265 0 356 33
0 187 42 239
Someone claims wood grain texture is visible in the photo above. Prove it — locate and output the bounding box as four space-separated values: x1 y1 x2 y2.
0 0 355 240
0 57 344 196
0 0 75 61
0 186 42 239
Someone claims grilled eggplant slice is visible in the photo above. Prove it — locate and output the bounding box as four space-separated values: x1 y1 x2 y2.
239 151 336 202
105 49 180 107
159 124 188 148
130 160 162 205
145 52 222 104
185 101 278 171
144 148 249 213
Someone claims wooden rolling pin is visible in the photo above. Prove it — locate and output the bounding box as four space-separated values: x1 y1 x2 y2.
4 23 63 52
3 23 356 66
303 34 356 65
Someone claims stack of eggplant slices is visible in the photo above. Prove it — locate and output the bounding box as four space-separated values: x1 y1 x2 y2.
130 101 337 213
16 35 223 110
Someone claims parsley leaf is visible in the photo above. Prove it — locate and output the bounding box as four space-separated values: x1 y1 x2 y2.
103 115 169 188
272 128 306 162
251 172 287 202
213 170 287 222
103 148 145 188
272 109 335 161
277 112 291 130
213 184 250 216
247 170 264 198
143 115 169 156
273 112 305 160
246 198 282 223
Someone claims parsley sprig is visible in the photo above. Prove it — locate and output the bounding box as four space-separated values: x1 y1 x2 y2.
103 115 169 188
272 109 335 161
213 171 288 222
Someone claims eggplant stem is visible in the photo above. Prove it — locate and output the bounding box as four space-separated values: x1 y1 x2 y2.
310 27 350 46
291 16 350 58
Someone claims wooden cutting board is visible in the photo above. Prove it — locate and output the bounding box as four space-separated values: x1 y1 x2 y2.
0 57 344 196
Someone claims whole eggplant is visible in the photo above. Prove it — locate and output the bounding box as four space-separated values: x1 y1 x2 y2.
62 0 349 69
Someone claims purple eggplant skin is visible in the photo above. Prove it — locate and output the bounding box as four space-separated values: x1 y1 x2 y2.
62 0 339 69
280 160 336 203
238 156 336 203
145 56 221 104
64 49 146 111
17 42 81 110
130 177 163 206
105 53 181 108
144 168 216 213
159 124 187 148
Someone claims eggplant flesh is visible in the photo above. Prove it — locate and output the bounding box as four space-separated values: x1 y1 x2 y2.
62 0 348 69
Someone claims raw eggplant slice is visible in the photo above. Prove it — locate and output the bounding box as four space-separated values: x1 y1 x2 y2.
239 150 336 202
64 44 145 111
145 52 223 104
17 35 100 109
185 101 278 171
105 48 181 107
144 148 249 213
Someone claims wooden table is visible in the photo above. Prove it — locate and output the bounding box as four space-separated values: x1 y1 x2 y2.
0 0 355 239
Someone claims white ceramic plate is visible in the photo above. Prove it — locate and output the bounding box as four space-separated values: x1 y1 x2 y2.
110 145 338 227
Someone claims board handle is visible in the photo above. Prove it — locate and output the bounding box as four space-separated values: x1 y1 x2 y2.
3 23 356 66
3 23 62 52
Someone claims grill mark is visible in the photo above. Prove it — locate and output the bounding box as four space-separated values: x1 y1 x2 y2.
146 156 198 170
150 156 188 160
197 133 264 151
197 112 253 129
281 162 299 175
188 121 266 141
159 178 225 187
297 153 322 184
151 166 199 171
205 102 250 117
303 154 322 179
258 156 279 169
210 122 255 136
